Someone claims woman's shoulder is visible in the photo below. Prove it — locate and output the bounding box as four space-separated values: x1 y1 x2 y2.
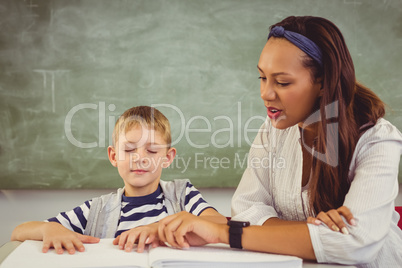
360 118 402 141
357 118 402 149
349 119 402 178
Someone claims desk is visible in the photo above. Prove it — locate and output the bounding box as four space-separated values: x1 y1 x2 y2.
0 241 355 267
0 241 20 264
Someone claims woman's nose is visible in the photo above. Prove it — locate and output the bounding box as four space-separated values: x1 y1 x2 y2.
260 82 276 101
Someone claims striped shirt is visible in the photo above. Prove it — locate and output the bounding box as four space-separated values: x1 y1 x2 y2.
47 182 212 238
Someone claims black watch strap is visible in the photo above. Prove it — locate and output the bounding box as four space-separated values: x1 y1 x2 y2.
227 220 250 249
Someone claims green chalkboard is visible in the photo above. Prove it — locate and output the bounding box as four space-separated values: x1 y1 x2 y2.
0 0 401 189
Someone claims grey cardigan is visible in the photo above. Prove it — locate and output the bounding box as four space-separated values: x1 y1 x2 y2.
84 179 190 238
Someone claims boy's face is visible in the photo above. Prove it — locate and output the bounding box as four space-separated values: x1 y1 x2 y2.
107 125 176 197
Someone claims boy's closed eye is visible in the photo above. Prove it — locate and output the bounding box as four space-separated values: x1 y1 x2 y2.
124 142 137 152
124 146 159 154
125 147 137 153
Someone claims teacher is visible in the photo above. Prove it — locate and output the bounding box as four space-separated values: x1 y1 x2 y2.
157 16 402 267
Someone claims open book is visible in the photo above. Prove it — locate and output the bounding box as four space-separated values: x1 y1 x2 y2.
0 239 302 268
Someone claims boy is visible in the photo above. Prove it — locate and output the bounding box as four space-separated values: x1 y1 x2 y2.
11 106 225 254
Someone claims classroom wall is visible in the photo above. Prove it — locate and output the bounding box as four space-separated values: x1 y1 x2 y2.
1 0 401 190
1 186 402 246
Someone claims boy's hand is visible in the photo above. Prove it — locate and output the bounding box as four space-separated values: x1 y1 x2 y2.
42 222 100 255
113 222 159 253
307 206 356 234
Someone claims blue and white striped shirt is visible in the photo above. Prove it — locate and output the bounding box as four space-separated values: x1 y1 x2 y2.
47 182 213 237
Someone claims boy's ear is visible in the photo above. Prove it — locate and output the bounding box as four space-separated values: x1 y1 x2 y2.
107 146 118 167
162 147 176 168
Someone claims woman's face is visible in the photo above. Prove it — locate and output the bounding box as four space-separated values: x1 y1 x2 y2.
258 37 322 130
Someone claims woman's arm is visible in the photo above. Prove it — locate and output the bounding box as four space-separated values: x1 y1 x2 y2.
308 122 402 264
244 221 315 259
158 212 316 260
231 122 280 225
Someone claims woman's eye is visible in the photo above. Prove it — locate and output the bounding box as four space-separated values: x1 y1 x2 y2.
277 82 290 87
258 76 266 80
125 148 136 152
148 150 157 154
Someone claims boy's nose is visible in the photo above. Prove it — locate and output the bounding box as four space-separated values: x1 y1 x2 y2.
131 149 147 163
131 153 141 163
130 150 150 170
129 152 140 163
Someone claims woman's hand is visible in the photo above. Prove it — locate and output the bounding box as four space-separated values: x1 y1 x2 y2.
307 206 356 234
113 222 160 253
42 222 100 254
158 211 225 249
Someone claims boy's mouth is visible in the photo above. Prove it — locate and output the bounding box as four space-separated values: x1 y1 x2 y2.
131 169 148 174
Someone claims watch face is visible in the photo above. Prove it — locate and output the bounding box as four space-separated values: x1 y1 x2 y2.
228 220 250 227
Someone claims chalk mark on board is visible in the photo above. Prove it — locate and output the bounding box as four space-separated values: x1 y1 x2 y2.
24 0 39 10
22 0 39 19
33 69 70 113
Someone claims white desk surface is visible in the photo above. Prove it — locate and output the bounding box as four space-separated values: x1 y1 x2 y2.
0 241 355 267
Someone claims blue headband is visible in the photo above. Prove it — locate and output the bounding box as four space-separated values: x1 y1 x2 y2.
268 26 323 66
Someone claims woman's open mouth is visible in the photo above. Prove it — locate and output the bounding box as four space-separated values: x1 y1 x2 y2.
267 107 282 119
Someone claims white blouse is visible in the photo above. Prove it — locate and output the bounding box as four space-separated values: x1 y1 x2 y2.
231 118 402 267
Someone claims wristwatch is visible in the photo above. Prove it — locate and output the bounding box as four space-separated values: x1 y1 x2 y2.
227 220 250 249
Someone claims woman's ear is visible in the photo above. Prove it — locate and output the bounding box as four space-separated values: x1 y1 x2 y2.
162 147 177 168
107 146 118 167
315 77 324 97
319 87 324 97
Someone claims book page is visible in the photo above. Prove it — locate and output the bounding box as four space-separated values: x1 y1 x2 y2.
149 243 302 268
0 239 148 268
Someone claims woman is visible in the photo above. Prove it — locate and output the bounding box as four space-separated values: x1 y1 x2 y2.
157 16 402 267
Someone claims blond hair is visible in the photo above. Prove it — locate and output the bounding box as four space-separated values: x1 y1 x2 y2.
112 106 171 148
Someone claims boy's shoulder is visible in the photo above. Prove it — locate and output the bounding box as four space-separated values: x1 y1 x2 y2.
160 178 190 188
160 179 195 214
90 188 125 212
160 178 191 197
